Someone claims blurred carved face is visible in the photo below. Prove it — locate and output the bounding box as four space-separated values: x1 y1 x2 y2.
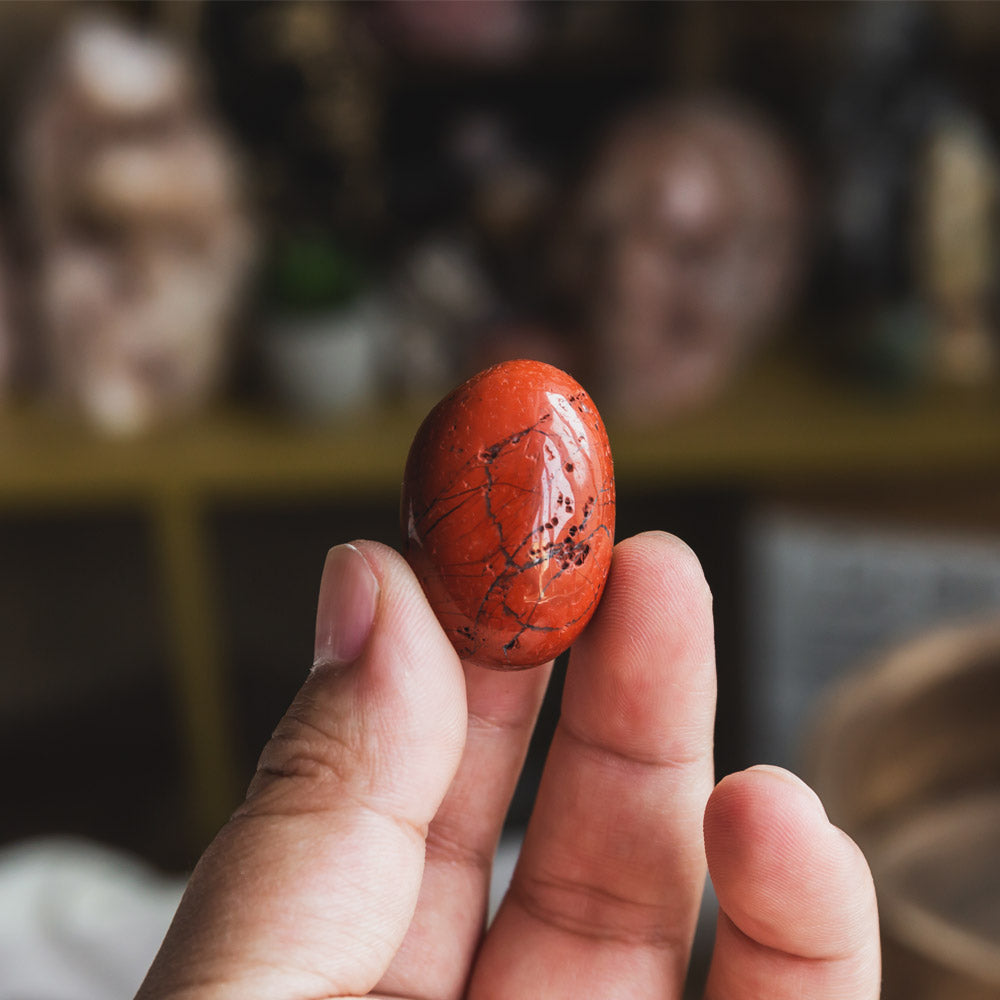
22 20 254 434
567 101 803 420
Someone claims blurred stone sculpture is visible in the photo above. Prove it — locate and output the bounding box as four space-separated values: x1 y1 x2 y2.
21 19 255 433
916 115 999 385
558 98 804 421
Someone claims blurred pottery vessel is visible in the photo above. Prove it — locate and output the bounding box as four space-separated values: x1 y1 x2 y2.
261 297 388 420
805 620 1000 1000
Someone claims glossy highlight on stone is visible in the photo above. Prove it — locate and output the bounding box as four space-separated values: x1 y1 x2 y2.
401 359 616 669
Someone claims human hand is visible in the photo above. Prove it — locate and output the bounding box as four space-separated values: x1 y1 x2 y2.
136 531 880 999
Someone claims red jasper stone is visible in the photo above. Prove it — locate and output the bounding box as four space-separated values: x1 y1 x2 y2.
401 359 616 669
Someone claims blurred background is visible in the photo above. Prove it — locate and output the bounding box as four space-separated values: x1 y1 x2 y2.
1 2 1000 997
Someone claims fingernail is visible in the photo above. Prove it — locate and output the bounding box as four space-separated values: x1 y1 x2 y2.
314 544 379 668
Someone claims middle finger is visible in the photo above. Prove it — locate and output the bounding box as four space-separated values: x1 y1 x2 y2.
471 532 717 999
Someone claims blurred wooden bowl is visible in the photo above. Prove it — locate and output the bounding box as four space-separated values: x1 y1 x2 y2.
804 620 1000 1000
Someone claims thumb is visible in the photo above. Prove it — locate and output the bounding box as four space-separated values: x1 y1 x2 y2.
137 541 468 1000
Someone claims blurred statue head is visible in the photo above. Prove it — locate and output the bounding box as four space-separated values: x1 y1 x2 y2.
558 97 805 420
21 19 255 434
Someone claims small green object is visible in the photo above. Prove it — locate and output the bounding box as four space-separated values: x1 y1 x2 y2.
268 236 367 314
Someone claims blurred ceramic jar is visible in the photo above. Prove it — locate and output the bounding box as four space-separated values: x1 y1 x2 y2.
21 18 255 434
558 98 805 421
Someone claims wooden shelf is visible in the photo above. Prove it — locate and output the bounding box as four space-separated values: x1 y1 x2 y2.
2 358 999 507
612 359 1000 487
0 402 411 507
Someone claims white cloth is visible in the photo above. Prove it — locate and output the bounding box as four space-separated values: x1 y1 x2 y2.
0 838 185 1000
